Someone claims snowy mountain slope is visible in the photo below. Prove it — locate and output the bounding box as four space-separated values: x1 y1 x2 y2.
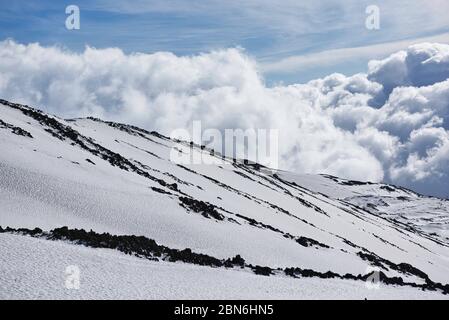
280 173 449 242
1 232 446 300
1 99 449 299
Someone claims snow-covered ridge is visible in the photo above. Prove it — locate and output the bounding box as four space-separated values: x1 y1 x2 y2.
280 173 449 242
0 99 448 299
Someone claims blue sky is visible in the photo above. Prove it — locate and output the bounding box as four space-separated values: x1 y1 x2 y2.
1 0 449 84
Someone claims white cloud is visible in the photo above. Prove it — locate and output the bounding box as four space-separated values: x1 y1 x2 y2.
368 42 449 94
1 40 449 197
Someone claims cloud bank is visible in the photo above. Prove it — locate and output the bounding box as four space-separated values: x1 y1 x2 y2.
1 40 449 198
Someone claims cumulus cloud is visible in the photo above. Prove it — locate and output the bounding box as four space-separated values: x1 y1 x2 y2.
0 40 449 197
368 43 449 96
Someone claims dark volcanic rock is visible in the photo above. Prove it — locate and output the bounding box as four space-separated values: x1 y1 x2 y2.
0 118 33 138
179 196 224 221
